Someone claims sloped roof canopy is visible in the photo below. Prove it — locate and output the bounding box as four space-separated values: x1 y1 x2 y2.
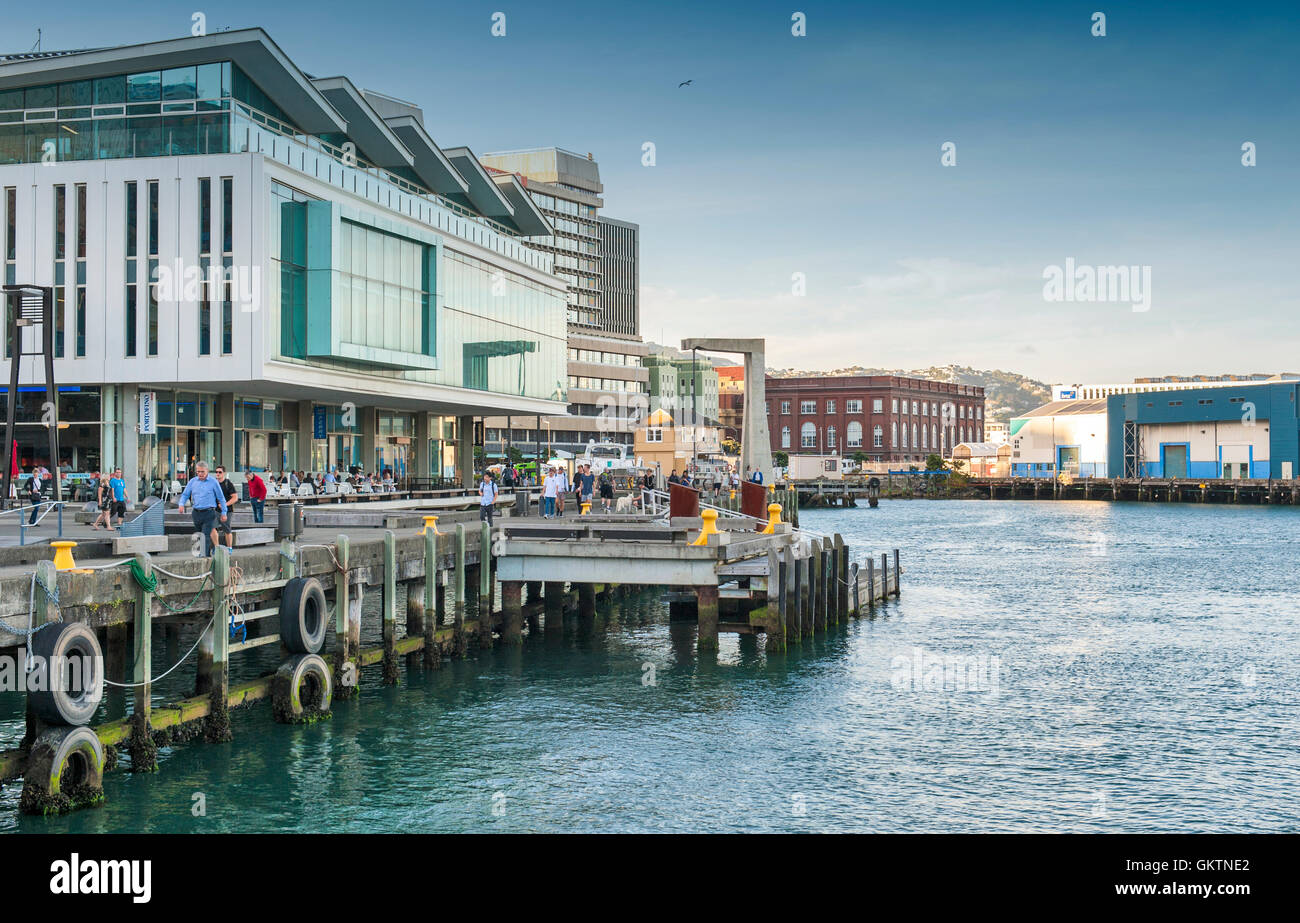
310 76 413 170
441 146 515 220
379 115 469 198
490 174 554 237
0 28 346 135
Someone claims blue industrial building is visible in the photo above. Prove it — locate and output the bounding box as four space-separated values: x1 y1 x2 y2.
1106 383 1300 479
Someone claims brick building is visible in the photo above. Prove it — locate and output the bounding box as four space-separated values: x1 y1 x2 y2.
765 376 986 466
717 365 745 442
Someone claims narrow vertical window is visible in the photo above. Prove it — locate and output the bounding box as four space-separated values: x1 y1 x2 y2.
125 181 137 356
147 181 158 356
147 180 159 257
221 177 232 253
221 178 233 354
221 255 232 354
3 187 14 357
199 178 211 355
75 184 86 357
53 185 65 357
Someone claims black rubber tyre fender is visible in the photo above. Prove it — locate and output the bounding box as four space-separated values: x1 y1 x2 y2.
28 621 103 726
21 726 105 810
272 653 333 723
279 576 327 654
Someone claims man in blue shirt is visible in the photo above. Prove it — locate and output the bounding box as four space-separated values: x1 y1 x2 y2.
175 461 228 557
107 467 128 528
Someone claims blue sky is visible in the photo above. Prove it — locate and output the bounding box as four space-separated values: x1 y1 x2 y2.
8 0 1298 382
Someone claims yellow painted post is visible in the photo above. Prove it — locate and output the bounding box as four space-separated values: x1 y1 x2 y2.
762 503 782 535
691 508 720 545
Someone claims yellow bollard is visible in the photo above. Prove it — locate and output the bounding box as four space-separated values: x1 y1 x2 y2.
51 540 78 571
729 489 736 500
580 501 591 516
691 508 720 546
761 503 782 535
422 515 440 535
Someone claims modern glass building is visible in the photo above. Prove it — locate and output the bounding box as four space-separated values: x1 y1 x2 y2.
0 29 569 495
477 148 647 461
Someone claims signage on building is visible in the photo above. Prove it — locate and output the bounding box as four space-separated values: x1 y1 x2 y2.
139 392 156 435
313 406 327 440
1058 389 1077 400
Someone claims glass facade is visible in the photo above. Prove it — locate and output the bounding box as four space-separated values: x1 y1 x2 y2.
0 63 252 164
337 220 434 356
267 181 567 403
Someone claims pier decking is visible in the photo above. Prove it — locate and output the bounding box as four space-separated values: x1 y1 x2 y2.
0 492 898 815
972 476 1300 504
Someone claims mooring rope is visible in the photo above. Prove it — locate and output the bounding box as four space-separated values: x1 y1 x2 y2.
102 613 218 688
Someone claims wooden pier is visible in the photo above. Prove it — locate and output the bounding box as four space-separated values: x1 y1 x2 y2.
0 488 899 816
972 476 1300 505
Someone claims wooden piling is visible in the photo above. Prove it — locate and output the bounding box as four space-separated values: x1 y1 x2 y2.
696 583 719 652
406 578 425 673
128 552 156 770
765 547 785 653
892 548 901 596
798 554 812 639
502 581 524 645
422 528 439 668
784 549 800 643
334 535 358 696
454 523 467 653
809 539 825 633
835 535 848 621
479 520 494 648
382 530 398 684
818 540 831 630
577 583 597 624
204 548 231 742
866 556 876 610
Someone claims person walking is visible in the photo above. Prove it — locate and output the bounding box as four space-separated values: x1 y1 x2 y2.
91 472 113 531
212 466 240 549
598 469 614 512
25 468 43 525
578 463 595 512
175 461 228 557
542 467 559 518
479 471 498 526
555 466 569 517
247 469 267 523
106 467 129 528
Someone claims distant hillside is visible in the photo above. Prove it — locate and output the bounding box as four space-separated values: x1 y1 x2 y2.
767 364 1051 421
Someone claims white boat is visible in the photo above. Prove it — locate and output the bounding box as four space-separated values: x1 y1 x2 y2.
581 440 644 477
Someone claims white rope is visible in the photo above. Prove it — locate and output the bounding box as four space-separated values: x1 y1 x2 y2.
102 614 217 688
151 564 210 581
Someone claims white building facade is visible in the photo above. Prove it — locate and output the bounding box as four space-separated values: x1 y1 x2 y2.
0 30 568 498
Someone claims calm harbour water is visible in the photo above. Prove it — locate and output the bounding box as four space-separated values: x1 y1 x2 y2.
3 499 1298 833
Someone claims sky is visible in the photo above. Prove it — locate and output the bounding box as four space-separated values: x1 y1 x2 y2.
5 0 1298 384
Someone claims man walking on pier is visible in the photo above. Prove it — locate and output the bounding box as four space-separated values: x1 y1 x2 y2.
479 470 498 526
542 467 560 518
175 460 228 557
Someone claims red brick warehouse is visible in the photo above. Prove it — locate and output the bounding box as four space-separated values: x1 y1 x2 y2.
764 375 986 466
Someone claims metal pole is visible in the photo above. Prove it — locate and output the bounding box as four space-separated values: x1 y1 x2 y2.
43 287 61 505
2 291 18 510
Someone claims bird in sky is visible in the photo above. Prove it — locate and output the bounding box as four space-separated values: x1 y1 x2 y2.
678 79 693 88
